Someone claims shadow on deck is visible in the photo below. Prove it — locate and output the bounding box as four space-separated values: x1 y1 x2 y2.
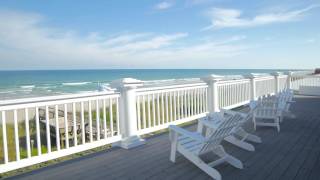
6 96 320 180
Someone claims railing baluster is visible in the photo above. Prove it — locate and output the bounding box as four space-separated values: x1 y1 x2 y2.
189 90 192 116
147 94 151 127
157 93 160 125
161 92 165 124
96 100 100 141
194 89 198 114
73 102 78 146
205 88 208 112
165 92 169 123
179 90 183 118
173 91 177 121
109 98 114 137
152 94 156 126
64 104 69 148
35 107 41 155
88 101 93 142
116 97 120 135
191 90 194 116
137 96 141 130
177 91 180 120
55 105 60 150
169 92 173 122
45 106 51 153
142 95 146 128
1 111 8 163
80 102 85 144
200 88 203 112
186 90 189 116
13 109 20 160
103 99 107 138
197 88 200 114
25 108 31 158
183 90 187 118
187 90 190 115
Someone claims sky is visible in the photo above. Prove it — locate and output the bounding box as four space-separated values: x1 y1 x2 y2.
0 0 319 70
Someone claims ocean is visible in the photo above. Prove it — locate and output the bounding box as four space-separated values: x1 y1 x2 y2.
0 69 296 100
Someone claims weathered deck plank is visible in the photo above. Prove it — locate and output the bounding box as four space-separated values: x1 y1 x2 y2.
5 95 320 180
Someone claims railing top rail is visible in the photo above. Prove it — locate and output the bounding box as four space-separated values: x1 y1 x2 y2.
279 74 288 78
0 91 120 108
254 76 275 81
217 78 250 85
291 70 314 76
291 74 320 78
136 82 207 93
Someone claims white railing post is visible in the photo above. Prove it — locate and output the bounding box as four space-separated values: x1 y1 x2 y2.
285 71 293 89
245 73 257 101
111 78 145 149
272 72 281 93
201 75 222 113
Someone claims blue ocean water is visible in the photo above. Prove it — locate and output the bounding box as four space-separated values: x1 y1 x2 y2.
0 69 295 100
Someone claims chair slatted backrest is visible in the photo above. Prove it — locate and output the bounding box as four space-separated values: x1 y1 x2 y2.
222 110 251 126
199 114 244 154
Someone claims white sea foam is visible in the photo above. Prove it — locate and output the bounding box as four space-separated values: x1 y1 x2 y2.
20 85 35 89
62 82 91 86
37 86 51 89
78 90 98 94
0 90 15 94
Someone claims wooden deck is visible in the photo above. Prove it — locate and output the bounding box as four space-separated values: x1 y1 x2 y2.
6 95 320 180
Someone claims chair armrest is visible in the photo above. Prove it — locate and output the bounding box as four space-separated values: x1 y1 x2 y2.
221 109 247 118
199 119 222 130
255 106 278 111
169 125 206 142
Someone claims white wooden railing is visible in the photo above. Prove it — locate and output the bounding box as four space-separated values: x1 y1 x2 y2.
0 92 121 173
135 83 208 135
0 70 316 173
255 76 276 97
217 79 251 109
291 75 320 90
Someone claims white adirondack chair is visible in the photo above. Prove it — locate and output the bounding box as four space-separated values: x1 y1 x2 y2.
258 90 295 122
198 110 261 152
169 114 244 180
250 100 286 132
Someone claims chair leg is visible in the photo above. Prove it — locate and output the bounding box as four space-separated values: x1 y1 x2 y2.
194 156 222 180
170 142 177 163
181 148 222 180
246 134 262 143
224 136 255 151
212 145 243 169
225 155 244 169
253 116 257 131
235 128 262 143
169 131 178 163
276 118 280 132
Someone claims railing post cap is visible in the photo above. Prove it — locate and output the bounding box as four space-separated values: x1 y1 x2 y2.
201 74 223 82
285 71 293 75
244 73 260 79
271 72 282 76
110 78 144 90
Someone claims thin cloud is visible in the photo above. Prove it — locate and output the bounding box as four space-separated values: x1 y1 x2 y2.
0 10 249 69
305 38 316 44
203 5 319 30
154 1 174 10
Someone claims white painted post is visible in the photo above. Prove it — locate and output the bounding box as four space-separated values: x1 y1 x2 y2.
285 71 293 89
201 75 223 113
272 72 281 93
245 73 258 101
111 78 145 149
